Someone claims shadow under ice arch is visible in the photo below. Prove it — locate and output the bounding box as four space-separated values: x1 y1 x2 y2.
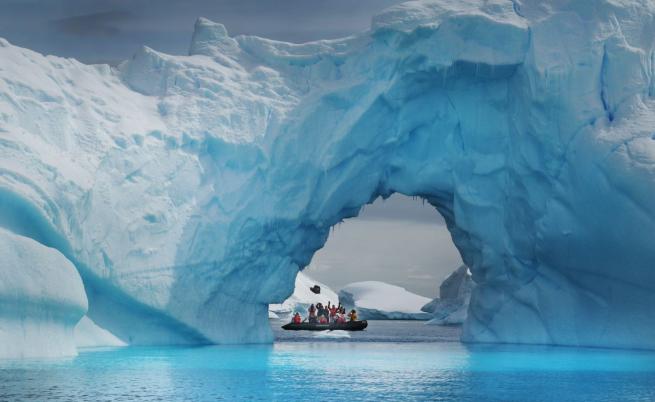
2 0 655 353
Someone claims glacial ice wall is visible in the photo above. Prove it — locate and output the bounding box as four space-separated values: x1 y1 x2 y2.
1 0 655 350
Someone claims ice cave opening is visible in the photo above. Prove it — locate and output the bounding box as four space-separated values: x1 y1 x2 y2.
268 190 473 327
293 192 469 322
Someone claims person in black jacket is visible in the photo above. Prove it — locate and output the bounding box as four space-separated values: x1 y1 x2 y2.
308 304 317 323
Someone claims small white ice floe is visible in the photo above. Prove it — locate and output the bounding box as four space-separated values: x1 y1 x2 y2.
313 330 351 339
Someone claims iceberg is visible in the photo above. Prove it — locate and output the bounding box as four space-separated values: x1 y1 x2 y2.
422 265 473 325
269 272 338 319
339 281 432 320
0 229 87 358
1 0 655 353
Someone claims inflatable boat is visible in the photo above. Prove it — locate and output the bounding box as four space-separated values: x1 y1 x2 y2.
282 320 368 331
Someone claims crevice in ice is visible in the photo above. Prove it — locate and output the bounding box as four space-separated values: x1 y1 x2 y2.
600 43 614 122
511 0 525 19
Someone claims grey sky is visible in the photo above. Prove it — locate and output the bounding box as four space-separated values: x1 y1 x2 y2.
0 0 402 64
0 0 463 297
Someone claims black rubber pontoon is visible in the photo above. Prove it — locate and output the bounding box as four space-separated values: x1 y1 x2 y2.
282 320 368 331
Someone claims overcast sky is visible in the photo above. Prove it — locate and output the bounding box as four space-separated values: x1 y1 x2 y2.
0 0 402 64
0 0 463 297
305 195 462 298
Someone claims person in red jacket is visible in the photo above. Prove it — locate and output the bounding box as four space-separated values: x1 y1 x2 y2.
292 312 302 324
329 302 338 322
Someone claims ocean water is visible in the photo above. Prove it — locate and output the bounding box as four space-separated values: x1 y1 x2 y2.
1 321 655 401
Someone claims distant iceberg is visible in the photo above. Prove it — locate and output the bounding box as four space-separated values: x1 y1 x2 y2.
269 272 338 319
423 265 473 326
339 281 432 320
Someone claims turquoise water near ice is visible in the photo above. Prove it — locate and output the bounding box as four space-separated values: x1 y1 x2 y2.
1 321 655 401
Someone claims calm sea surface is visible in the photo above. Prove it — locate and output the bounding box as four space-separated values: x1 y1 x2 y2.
1 320 654 401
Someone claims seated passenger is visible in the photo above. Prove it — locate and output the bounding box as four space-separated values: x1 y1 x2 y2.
319 315 328 324
336 313 346 324
292 312 302 324
348 309 358 322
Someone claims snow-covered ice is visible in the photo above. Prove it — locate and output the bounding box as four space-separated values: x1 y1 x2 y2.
0 229 87 358
339 281 431 320
269 272 338 319
423 265 473 325
1 0 655 353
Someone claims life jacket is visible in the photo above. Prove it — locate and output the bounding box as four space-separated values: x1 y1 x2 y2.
329 306 337 316
348 312 357 321
319 316 328 324
293 315 302 324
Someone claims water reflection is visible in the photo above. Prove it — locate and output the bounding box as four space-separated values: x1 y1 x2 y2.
1 337 655 401
461 343 655 372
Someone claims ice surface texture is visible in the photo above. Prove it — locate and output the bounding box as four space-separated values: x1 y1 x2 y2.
1 0 655 350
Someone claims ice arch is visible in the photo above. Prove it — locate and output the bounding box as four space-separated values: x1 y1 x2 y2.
1 0 655 351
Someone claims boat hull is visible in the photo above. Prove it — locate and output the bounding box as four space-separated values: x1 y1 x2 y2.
282 320 368 331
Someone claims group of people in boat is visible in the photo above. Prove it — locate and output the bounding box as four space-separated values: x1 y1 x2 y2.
291 301 357 324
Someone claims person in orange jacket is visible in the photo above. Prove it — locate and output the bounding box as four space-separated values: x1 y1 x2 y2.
348 309 358 322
